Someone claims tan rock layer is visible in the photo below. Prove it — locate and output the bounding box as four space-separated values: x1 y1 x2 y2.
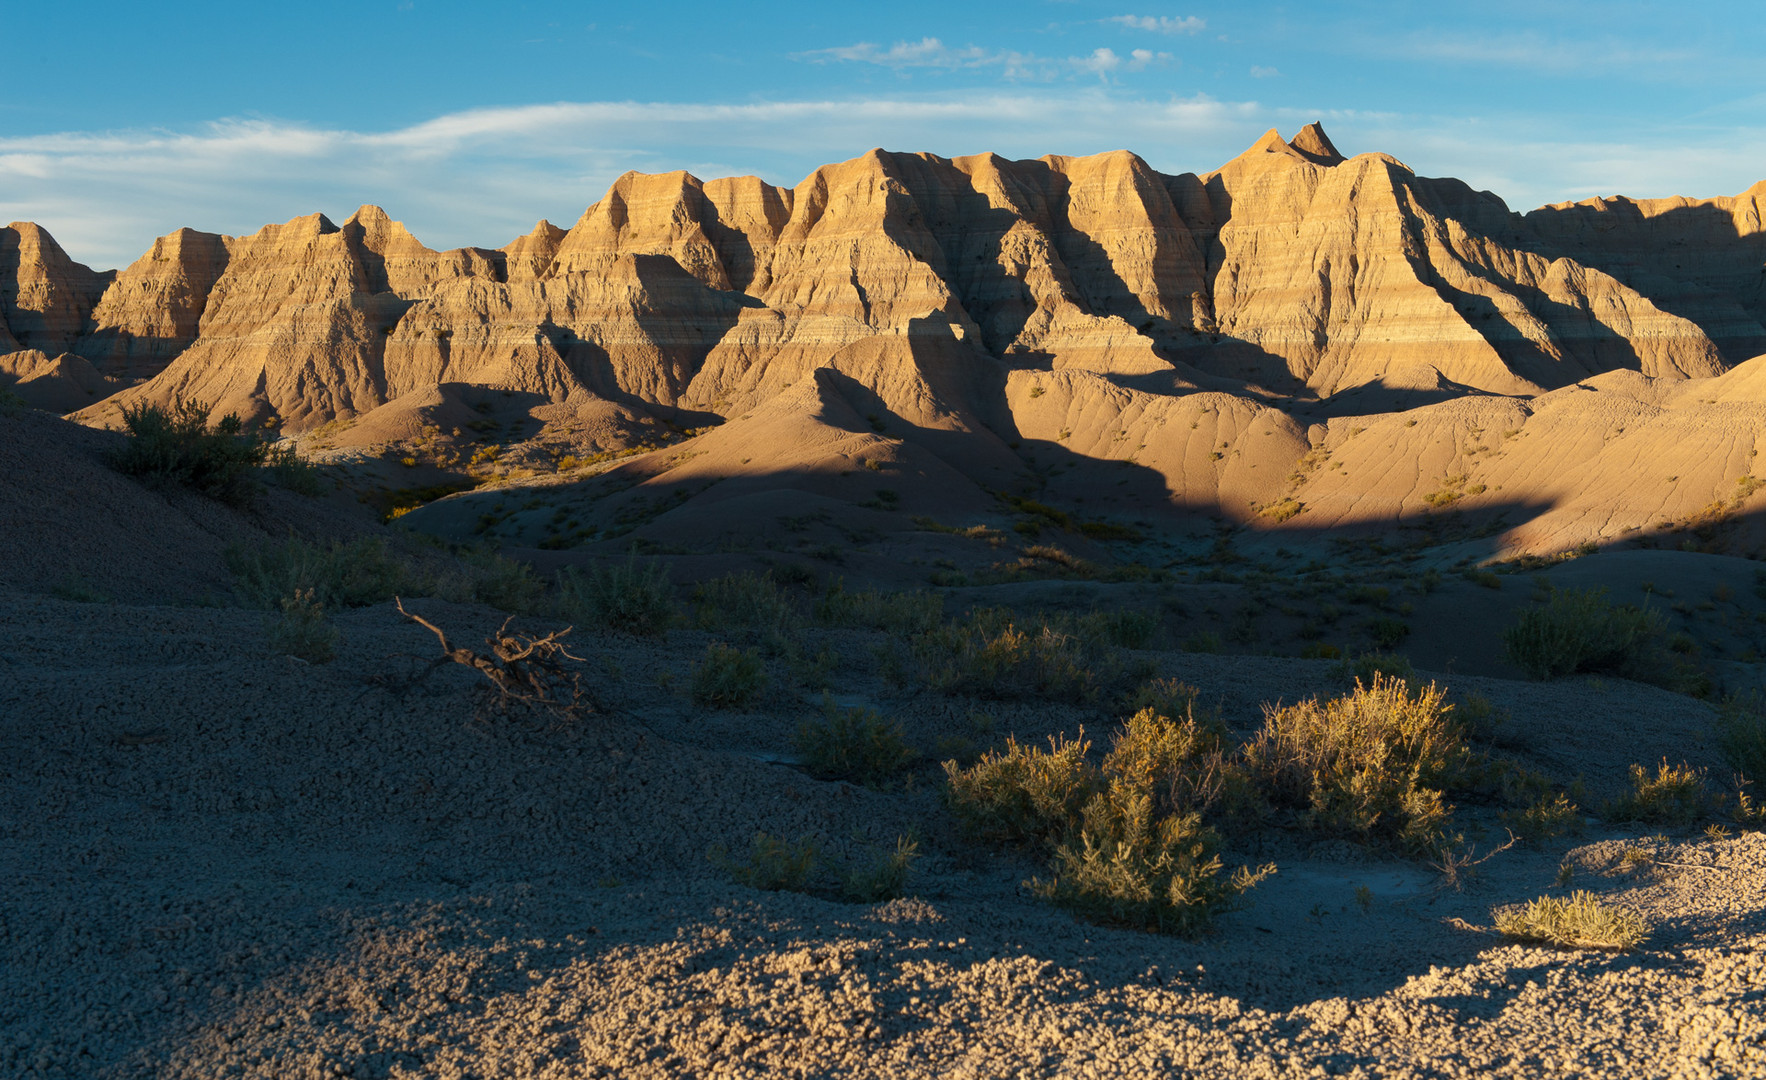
0 125 1748 458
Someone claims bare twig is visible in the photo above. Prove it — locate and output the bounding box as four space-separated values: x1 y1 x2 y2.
395 597 590 716
1430 832 1519 892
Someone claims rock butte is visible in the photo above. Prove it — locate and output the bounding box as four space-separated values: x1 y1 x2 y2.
3 124 1764 559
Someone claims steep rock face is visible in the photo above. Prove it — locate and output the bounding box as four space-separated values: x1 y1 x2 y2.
386 256 748 409
1195 133 1726 396
75 227 230 378
77 209 502 429
701 176 794 295
1523 184 1766 363
29 123 1760 562
1 222 113 355
502 221 565 284
552 171 737 291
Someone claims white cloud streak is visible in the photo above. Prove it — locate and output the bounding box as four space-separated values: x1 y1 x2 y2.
793 38 1169 81
2 98 1761 272
1107 15 1206 35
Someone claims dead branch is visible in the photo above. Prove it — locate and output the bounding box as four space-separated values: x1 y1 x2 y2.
395 597 590 716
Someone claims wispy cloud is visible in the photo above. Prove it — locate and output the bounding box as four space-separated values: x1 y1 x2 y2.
794 37 1169 81
797 38 998 70
1106 15 1206 35
0 95 1256 268
3 97 1760 272
1250 66 1280 78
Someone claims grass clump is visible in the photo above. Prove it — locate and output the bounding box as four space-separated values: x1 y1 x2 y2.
794 695 916 785
714 833 818 892
111 401 283 505
714 833 920 902
691 642 767 708
694 571 799 639
1239 675 1464 852
910 607 1112 702
556 553 677 637
0 386 25 416
444 548 543 613
229 536 542 615
815 582 943 635
1500 792 1584 843
1604 760 1709 827
1503 587 1693 690
1716 692 1766 782
1335 651 1417 686
842 836 921 902
1493 890 1649 951
1124 678 1210 727
261 442 325 495
228 536 426 610
265 588 340 664
1075 608 1158 650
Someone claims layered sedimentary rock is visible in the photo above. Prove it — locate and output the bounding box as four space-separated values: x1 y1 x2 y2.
30 125 1748 439
1523 184 1766 363
74 227 230 378
1 223 112 356
6 124 1762 556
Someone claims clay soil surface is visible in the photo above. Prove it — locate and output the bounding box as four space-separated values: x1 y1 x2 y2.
3 583 1763 1078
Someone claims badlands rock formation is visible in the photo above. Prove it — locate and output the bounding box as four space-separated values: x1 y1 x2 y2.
4 125 1764 558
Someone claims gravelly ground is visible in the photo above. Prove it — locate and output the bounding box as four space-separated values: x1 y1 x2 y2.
1 591 1762 1079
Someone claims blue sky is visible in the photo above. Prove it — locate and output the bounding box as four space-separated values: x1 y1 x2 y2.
3 1 1763 269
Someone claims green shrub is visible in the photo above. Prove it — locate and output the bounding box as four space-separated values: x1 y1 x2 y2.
943 732 1099 846
112 400 270 505
228 536 425 610
442 548 543 613
948 709 1272 935
1502 587 1671 682
1500 793 1583 843
1181 631 1222 654
1033 787 1272 936
911 609 1104 701
1075 608 1158 649
1604 761 1709 827
0 386 26 416
266 588 339 663
794 695 916 785
1716 692 1766 782
842 836 921 902
694 571 798 637
713 833 818 892
1123 678 1210 728
1239 675 1464 852
691 642 767 708
814 582 943 635
1366 617 1411 649
557 553 677 636
1336 651 1417 687
261 442 325 495
1494 890 1649 951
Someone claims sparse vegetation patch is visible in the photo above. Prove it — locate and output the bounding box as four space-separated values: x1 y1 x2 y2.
1494 891 1649 951
557 553 678 637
